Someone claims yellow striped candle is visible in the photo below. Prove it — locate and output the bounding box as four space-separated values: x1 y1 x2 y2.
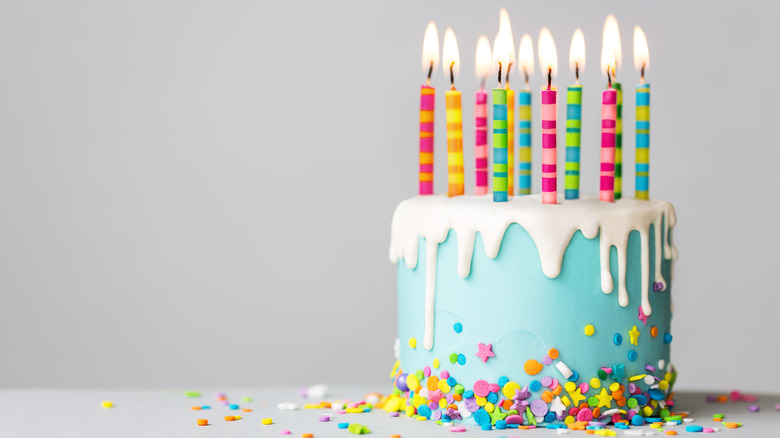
506 87 515 196
446 89 464 197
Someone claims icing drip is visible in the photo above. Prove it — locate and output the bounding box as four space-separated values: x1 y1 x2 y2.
389 194 677 351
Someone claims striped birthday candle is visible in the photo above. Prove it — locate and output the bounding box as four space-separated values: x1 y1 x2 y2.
475 90 489 195
565 85 582 199
600 87 617 202
493 88 508 202
541 87 557 204
635 83 650 199
419 85 435 195
613 82 623 199
517 90 532 195
506 88 515 196
446 89 464 197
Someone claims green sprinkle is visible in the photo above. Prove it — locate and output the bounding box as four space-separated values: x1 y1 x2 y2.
184 391 201 398
449 353 458 364
598 370 608 380
348 423 370 434
415 369 424 380
241 397 252 402
526 407 537 426
453 384 465 394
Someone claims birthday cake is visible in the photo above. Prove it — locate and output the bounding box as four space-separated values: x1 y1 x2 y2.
386 194 678 428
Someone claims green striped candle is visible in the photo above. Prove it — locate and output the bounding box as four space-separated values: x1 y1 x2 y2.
493 88 508 202
565 85 582 199
613 82 623 199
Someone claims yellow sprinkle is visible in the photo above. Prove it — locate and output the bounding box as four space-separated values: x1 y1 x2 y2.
584 324 595 336
416 415 427 421
405 406 415 417
234 415 241 420
438 398 447 409
643 406 654 416
476 396 487 406
564 382 576 392
564 415 575 424
595 430 617 436
561 396 571 407
432 358 440 369
659 380 669 390
261 418 273 425
438 380 451 393
412 395 425 408
408 337 417 349
590 378 601 389
389 359 400 378
484 402 494 413
406 374 419 391
502 381 520 399
629 374 648 381
346 407 364 413
101 401 113 408
609 382 620 392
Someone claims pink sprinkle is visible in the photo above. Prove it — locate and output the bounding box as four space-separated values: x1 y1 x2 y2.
730 390 741 401
337 410 346 414
775 404 780 411
741 394 759 402
440 371 450 380
449 425 466 432
280 430 291 435
424 366 431 377
703 427 715 433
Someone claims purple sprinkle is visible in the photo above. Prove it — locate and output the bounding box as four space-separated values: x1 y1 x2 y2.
749 405 760 412
389 411 400 417
445 394 454 404
645 365 656 372
530 399 549 416
628 383 637 394
626 410 635 420
431 409 442 421
706 395 717 403
653 282 664 291
300 386 309 398
318 414 330 422
775 404 780 411
541 376 553 387
542 355 553 365
428 401 438 410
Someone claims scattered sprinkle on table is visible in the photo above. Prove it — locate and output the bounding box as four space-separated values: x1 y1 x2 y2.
101 401 113 408
196 419 208 426
261 418 273 425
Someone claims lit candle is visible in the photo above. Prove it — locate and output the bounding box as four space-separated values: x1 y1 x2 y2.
492 31 510 202
499 9 516 197
538 27 558 205
634 26 650 200
419 22 439 195
474 35 492 196
603 15 624 199
517 34 534 195
565 29 585 200
600 45 617 203
443 28 463 197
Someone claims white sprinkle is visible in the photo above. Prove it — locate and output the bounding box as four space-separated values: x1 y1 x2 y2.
277 402 299 411
644 375 655 385
556 428 570 434
305 384 328 399
555 361 573 379
330 401 345 411
658 359 666 370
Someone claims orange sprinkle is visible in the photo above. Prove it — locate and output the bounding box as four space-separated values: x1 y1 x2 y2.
579 402 589 410
453 393 462 401
242 408 252 412
616 397 626 407
524 359 543 376
541 391 553 403
224 416 235 421
592 407 601 418
427 376 439 391
519 425 530 430
569 421 587 430
448 403 457 411
585 430 595 435
665 431 677 435
552 385 562 396
717 395 729 403
191 406 202 410
502 399 513 410
391 435 401 438
651 326 659 337
320 401 332 408
612 391 623 399
548 348 560 359
302 434 314 438
196 419 208 426
725 422 739 429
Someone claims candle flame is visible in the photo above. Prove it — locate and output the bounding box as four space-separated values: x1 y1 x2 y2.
634 26 649 73
569 28 586 74
602 14 622 76
601 44 615 80
475 35 492 82
442 28 460 80
492 30 511 79
517 34 534 80
537 27 557 80
499 9 517 68
422 22 440 74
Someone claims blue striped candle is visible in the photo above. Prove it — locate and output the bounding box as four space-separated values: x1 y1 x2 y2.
493 88 508 202
517 90 532 195
565 85 582 199
635 83 650 199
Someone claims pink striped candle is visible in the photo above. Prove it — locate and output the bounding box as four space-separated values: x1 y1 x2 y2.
419 85 435 195
475 89 488 195
541 87 557 204
600 87 617 202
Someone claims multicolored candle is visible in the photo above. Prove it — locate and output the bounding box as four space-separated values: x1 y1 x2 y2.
419 22 439 195
499 9 516 197
442 28 463 197
634 26 651 200
538 27 558 205
602 15 623 199
474 35 492 196
492 31 510 202
517 34 534 195
600 46 617 203
565 29 585 200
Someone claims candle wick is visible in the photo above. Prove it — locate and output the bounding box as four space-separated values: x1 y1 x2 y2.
427 60 433 86
575 62 579 84
547 67 552 90
607 67 612 89
481 78 486 90
641 62 646 84
450 61 455 88
523 67 529 89
497 62 503 86
505 63 512 88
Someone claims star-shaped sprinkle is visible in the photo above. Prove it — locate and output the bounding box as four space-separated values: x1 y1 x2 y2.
550 396 566 416
596 388 613 408
428 389 443 403
511 399 529 411
489 408 507 424
447 408 461 420
629 325 641 345
638 306 649 325
610 364 626 381
514 386 531 401
567 388 585 406
476 343 495 363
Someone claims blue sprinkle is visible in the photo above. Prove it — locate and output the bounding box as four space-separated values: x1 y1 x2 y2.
447 377 457 386
495 419 507 429
416 405 432 419
498 376 509 387
645 417 662 423
463 390 474 399
685 425 704 432
529 380 542 392
473 409 491 425
663 333 673 344
633 395 648 406
628 350 638 361
614 334 623 345
487 392 498 403
442 414 451 422
457 354 466 365
338 422 349 429
453 322 463 333
567 371 579 382
648 388 664 400
229 404 239 410
507 423 519 428
616 423 629 429
631 415 645 426
544 412 557 423
481 423 492 430
201 406 211 409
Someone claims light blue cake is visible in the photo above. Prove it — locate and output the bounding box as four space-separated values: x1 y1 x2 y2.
388 194 678 426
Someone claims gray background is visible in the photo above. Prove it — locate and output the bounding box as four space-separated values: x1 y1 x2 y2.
0 0 778 393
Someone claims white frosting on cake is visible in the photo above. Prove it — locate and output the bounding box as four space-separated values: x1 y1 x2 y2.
389 194 677 351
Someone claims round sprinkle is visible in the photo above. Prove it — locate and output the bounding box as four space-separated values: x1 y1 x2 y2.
502 381 520 399
663 333 673 344
524 359 543 376
406 374 419 391
449 353 458 364
542 355 553 365
433 359 440 369
584 325 595 336
261 418 273 425
408 338 417 348
613 334 623 345
628 350 638 361
564 381 576 392
457 354 466 365
598 370 608 380
302 434 314 438
338 423 349 429
749 405 760 412
541 376 553 387
498 376 509 387
529 380 542 392
650 326 658 337
414 369 424 380
197 419 208 426
224 416 235 421
453 322 463 333
590 378 601 389
101 401 113 408
423 366 431 377
473 380 490 397
685 425 703 432
548 348 559 359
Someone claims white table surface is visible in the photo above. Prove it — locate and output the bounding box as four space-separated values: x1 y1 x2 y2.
0 386 777 437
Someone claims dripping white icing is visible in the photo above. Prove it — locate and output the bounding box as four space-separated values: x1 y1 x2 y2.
389 194 677 351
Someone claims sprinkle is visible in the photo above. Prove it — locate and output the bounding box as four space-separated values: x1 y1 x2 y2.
449 425 466 432
302 434 314 438
749 405 760 412
196 419 208 426
685 425 703 432
278 402 299 411
338 422 349 429
584 325 595 336
347 423 371 434
101 401 113 408
449 353 458 364
319 414 331 422
555 361 574 379
229 404 239 410
457 354 466 365
613 334 623 345
548 348 560 359
628 326 641 345
650 326 659 337
225 416 235 421
408 337 417 348
184 391 201 398
280 431 291 435
663 333 673 344
241 397 252 402
453 322 463 333
476 343 495 363
261 418 273 425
